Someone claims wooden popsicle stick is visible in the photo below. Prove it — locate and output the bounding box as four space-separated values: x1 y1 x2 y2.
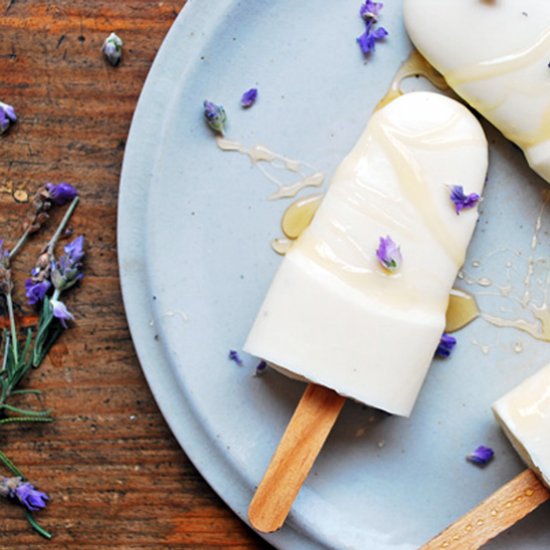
421 469 550 550
248 382 346 533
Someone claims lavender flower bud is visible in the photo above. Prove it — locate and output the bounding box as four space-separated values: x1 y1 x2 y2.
203 100 227 134
102 32 123 66
50 298 75 328
240 88 258 108
0 101 17 134
376 235 402 272
1 477 49 512
25 278 51 305
435 333 457 358
466 445 494 466
45 182 78 205
51 235 85 292
449 185 480 214
0 240 12 294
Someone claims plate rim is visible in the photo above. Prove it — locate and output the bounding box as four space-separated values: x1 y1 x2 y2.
116 1 321 548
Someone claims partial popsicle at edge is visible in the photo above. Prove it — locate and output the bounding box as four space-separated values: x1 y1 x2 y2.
404 0 550 183
423 363 550 549
245 91 489 532
421 470 549 550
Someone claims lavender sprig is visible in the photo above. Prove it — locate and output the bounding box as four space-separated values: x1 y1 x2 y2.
0 184 83 538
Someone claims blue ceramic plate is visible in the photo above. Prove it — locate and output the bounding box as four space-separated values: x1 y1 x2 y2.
118 1 550 548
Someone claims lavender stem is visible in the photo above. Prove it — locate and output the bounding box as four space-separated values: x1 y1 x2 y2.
8 228 31 261
5 292 18 364
46 196 79 258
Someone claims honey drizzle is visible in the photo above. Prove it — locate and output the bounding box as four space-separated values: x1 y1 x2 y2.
375 49 449 112
216 137 324 200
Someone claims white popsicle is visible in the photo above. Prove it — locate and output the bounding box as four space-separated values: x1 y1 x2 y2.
245 91 488 417
493 364 550 488
404 0 550 183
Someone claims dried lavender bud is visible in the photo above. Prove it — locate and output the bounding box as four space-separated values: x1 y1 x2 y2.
102 32 123 66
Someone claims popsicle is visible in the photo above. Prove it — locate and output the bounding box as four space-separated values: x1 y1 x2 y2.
422 365 550 549
403 0 550 183
246 91 488 531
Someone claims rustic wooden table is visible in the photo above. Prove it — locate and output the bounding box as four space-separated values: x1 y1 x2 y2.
0 1 270 547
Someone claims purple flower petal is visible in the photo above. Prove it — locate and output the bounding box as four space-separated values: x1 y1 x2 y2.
228 349 243 366
435 333 456 358
45 182 78 205
356 22 388 56
241 88 258 108
360 0 384 21
376 235 402 272
64 235 85 264
450 185 480 214
25 278 51 306
14 481 49 511
51 298 74 328
466 445 494 466
51 235 85 292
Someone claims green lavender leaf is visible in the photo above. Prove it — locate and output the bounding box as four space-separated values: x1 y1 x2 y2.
0 449 24 477
1 404 52 417
25 510 52 540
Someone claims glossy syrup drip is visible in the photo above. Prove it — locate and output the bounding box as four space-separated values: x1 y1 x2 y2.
478 191 550 343
216 137 324 200
271 193 324 255
445 289 480 332
375 49 449 112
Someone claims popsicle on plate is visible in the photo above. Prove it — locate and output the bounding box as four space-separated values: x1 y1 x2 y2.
244 91 488 417
493 364 550 488
404 0 550 183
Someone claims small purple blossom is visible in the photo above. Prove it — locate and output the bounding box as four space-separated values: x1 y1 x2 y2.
376 235 402 272
0 101 17 135
466 445 494 466
102 32 123 66
203 100 227 134
45 182 78 205
435 333 456 358
450 185 480 214
50 298 74 328
229 349 243 366
357 22 388 56
64 235 85 264
0 477 49 512
25 278 51 305
360 0 384 21
241 88 258 108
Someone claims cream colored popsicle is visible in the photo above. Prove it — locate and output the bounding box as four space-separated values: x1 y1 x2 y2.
493 364 550 488
244 91 488 417
404 0 550 183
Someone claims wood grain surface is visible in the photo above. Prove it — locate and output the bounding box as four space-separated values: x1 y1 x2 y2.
0 1 269 548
